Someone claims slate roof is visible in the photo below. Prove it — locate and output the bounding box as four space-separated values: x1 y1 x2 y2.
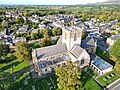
70 44 84 59
36 43 68 59
81 38 95 49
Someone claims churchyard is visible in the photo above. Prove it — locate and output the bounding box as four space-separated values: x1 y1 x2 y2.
0 58 102 90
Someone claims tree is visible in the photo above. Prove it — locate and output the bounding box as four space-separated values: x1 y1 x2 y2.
118 29 120 34
110 38 120 60
31 33 39 40
0 41 10 62
40 32 51 47
55 61 81 90
52 27 62 36
111 32 116 35
15 41 31 61
40 28 48 36
1 21 8 28
15 17 24 25
0 69 13 90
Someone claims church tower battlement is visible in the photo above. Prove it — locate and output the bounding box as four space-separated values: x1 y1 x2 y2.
62 27 83 51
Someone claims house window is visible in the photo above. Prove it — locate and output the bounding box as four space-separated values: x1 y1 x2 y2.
74 33 77 41
81 59 84 65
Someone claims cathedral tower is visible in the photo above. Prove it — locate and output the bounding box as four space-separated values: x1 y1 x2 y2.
62 27 82 51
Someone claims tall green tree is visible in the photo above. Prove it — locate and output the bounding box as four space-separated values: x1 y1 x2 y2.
110 38 120 61
15 41 31 61
0 41 10 62
15 17 24 25
52 27 62 36
55 61 81 90
0 69 13 90
40 32 51 47
31 33 39 40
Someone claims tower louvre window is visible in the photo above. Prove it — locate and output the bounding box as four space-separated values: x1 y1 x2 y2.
74 33 77 41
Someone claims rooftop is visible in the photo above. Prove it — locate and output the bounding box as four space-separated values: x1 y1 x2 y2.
70 44 84 59
81 38 95 49
36 43 68 60
91 54 113 71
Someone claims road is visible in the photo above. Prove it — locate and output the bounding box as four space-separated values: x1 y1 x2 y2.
28 35 61 44
112 82 120 90
107 78 120 90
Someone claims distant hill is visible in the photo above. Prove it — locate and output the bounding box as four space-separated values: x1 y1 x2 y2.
104 0 120 3
86 0 120 5
98 0 120 4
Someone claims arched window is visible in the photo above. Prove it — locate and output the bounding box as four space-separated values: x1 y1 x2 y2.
74 33 77 41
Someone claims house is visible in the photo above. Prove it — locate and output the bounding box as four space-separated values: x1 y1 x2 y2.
4 28 11 36
32 27 91 77
106 34 120 46
16 25 29 34
73 19 81 25
90 53 113 75
81 38 97 53
13 37 26 43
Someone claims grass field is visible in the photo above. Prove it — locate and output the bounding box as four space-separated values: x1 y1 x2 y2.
80 72 101 90
97 70 120 86
0 58 101 90
23 75 57 90
0 59 30 74
20 72 101 90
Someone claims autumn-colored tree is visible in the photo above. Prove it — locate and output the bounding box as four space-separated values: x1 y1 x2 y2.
0 69 13 90
15 41 31 61
40 32 51 47
52 27 62 36
55 61 81 90
0 41 10 62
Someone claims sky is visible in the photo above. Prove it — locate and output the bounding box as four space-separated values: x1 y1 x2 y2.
0 0 107 5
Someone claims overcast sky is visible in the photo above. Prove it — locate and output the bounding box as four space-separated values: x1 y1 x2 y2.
0 0 107 5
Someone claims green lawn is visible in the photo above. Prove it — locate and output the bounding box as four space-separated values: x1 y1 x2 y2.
9 72 33 90
97 70 120 86
0 59 31 90
87 68 98 77
80 72 101 90
21 72 101 90
30 42 40 49
0 59 30 74
23 75 58 90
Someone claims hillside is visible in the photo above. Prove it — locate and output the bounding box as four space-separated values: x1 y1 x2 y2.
99 0 120 4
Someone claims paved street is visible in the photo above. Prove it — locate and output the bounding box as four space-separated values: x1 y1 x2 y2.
28 35 61 44
113 84 120 90
107 78 120 90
